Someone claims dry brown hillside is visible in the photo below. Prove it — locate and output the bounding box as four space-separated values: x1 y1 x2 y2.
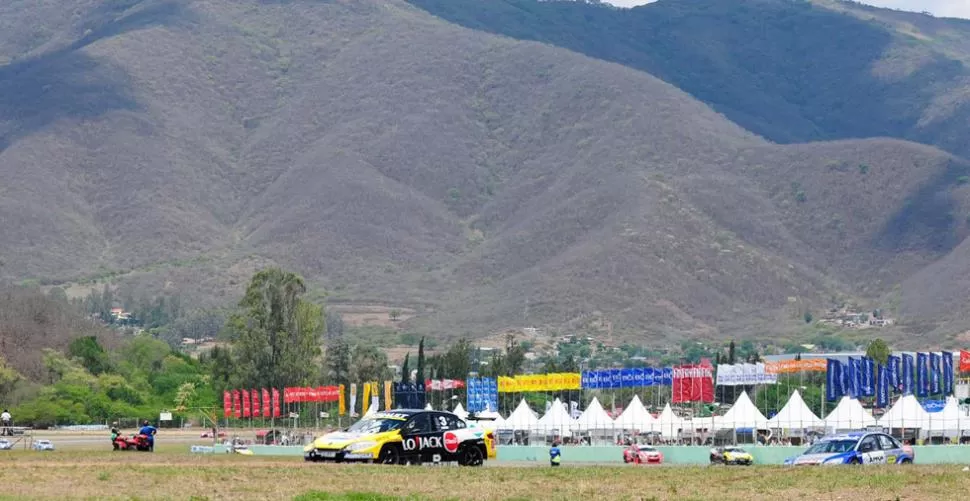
1 0 969 346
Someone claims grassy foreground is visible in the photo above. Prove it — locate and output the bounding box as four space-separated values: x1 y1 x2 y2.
0 448 967 500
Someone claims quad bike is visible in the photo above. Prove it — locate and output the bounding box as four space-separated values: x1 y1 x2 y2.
113 433 153 452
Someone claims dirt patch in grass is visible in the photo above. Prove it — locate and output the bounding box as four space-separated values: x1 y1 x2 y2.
0 451 966 500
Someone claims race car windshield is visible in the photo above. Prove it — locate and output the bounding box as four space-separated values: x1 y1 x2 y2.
346 417 405 434
804 439 857 454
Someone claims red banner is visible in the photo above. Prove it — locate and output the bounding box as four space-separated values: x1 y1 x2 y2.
424 379 466 391
961 350 970 373
262 388 271 418
242 389 251 417
232 390 241 418
272 388 280 418
223 391 231 418
283 386 341 403
672 363 714 403
251 389 260 417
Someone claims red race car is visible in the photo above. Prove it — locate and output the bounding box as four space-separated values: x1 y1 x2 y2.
623 444 664 464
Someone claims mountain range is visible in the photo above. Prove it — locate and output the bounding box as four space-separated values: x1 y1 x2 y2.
2 0 970 347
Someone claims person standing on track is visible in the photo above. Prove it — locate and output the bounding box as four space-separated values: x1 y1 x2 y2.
549 441 562 467
139 420 157 451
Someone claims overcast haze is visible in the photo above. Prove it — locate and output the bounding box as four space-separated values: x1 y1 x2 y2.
605 0 970 19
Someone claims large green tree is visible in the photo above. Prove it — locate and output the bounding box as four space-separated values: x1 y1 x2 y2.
866 338 891 366
323 338 351 387
225 268 323 389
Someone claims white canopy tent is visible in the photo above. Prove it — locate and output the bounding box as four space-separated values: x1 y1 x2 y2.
767 390 823 429
452 403 468 420
654 403 684 438
499 399 538 431
823 397 876 430
536 398 574 437
879 395 930 430
715 391 768 430
614 395 657 432
571 397 614 432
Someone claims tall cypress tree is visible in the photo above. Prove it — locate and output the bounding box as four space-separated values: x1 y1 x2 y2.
400 353 410 384
417 337 425 386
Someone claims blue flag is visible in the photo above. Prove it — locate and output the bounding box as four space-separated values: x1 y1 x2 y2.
888 355 901 393
930 353 942 395
917 353 929 397
902 354 915 395
943 352 954 396
847 358 862 398
877 364 889 408
826 359 843 402
862 358 876 397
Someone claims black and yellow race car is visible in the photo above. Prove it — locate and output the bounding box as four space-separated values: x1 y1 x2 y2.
709 446 754 465
304 409 494 466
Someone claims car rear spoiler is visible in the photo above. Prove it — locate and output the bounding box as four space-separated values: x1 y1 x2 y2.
465 413 496 421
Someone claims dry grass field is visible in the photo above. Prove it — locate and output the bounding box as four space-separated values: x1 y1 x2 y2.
0 444 967 500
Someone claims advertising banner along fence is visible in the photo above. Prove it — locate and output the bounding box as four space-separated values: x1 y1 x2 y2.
498 373 582 393
715 363 777 386
764 359 827 373
580 368 672 390
466 377 499 413
672 364 714 403
424 379 465 391
283 386 341 403
827 353 954 402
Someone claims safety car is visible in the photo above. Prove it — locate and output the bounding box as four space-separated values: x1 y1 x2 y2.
784 432 914 465
304 410 494 466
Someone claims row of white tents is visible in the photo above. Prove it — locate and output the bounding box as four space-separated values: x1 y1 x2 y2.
447 391 970 438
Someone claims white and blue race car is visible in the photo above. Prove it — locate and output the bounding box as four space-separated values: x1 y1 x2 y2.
784 432 914 465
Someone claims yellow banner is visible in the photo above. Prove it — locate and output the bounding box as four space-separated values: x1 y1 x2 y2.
338 384 346 415
497 373 582 392
362 382 371 415
384 381 392 411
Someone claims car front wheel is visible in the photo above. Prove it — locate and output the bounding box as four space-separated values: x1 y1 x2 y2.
377 445 402 465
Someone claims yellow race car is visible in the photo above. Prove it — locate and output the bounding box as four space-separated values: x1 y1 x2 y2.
304 410 494 465
710 446 754 465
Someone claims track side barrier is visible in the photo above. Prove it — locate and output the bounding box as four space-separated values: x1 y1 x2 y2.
496 446 970 465
192 444 970 464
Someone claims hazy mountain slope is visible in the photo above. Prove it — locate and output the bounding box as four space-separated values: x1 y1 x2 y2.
1 0 969 345
406 0 970 159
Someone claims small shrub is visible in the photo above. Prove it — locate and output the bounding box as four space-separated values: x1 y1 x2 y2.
959 175 970 185
858 164 869 174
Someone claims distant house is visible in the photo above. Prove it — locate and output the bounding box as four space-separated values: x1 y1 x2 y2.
110 307 133 321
